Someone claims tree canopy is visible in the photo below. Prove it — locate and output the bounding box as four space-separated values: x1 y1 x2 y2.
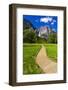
47 33 57 43
23 29 37 43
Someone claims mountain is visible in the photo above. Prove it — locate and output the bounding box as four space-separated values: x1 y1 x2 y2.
36 26 56 40
23 19 57 43
23 18 36 30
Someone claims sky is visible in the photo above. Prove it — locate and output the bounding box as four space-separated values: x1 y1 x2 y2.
23 15 57 32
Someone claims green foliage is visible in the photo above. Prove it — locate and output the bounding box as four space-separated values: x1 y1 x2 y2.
23 18 57 44
45 44 57 62
23 29 57 44
23 29 48 43
23 29 37 43
47 33 57 43
36 37 47 43
23 44 43 74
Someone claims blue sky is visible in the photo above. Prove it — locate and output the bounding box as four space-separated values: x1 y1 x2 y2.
23 15 57 32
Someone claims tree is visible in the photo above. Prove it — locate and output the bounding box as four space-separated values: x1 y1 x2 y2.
23 29 37 43
47 33 57 43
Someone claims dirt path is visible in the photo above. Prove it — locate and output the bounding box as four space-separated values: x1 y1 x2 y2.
36 45 57 73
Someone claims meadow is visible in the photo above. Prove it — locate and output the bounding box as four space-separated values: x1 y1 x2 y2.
45 44 57 62
23 44 57 74
23 44 43 74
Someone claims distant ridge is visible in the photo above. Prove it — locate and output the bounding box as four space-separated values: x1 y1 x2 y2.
23 18 36 30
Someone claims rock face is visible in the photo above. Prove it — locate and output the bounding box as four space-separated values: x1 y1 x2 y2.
37 26 56 40
23 18 36 30
23 18 57 42
38 26 49 39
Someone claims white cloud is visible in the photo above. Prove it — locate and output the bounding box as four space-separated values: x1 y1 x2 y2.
40 17 52 23
51 22 54 24
40 18 48 22
51 20 56 24
48 17 52 22
53 20 56 22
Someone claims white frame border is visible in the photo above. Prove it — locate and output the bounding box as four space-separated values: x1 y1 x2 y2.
16 8 64 82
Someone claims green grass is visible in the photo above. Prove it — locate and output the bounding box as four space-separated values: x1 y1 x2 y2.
23 44 43 74
23 44 57 74
45 44 57 62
